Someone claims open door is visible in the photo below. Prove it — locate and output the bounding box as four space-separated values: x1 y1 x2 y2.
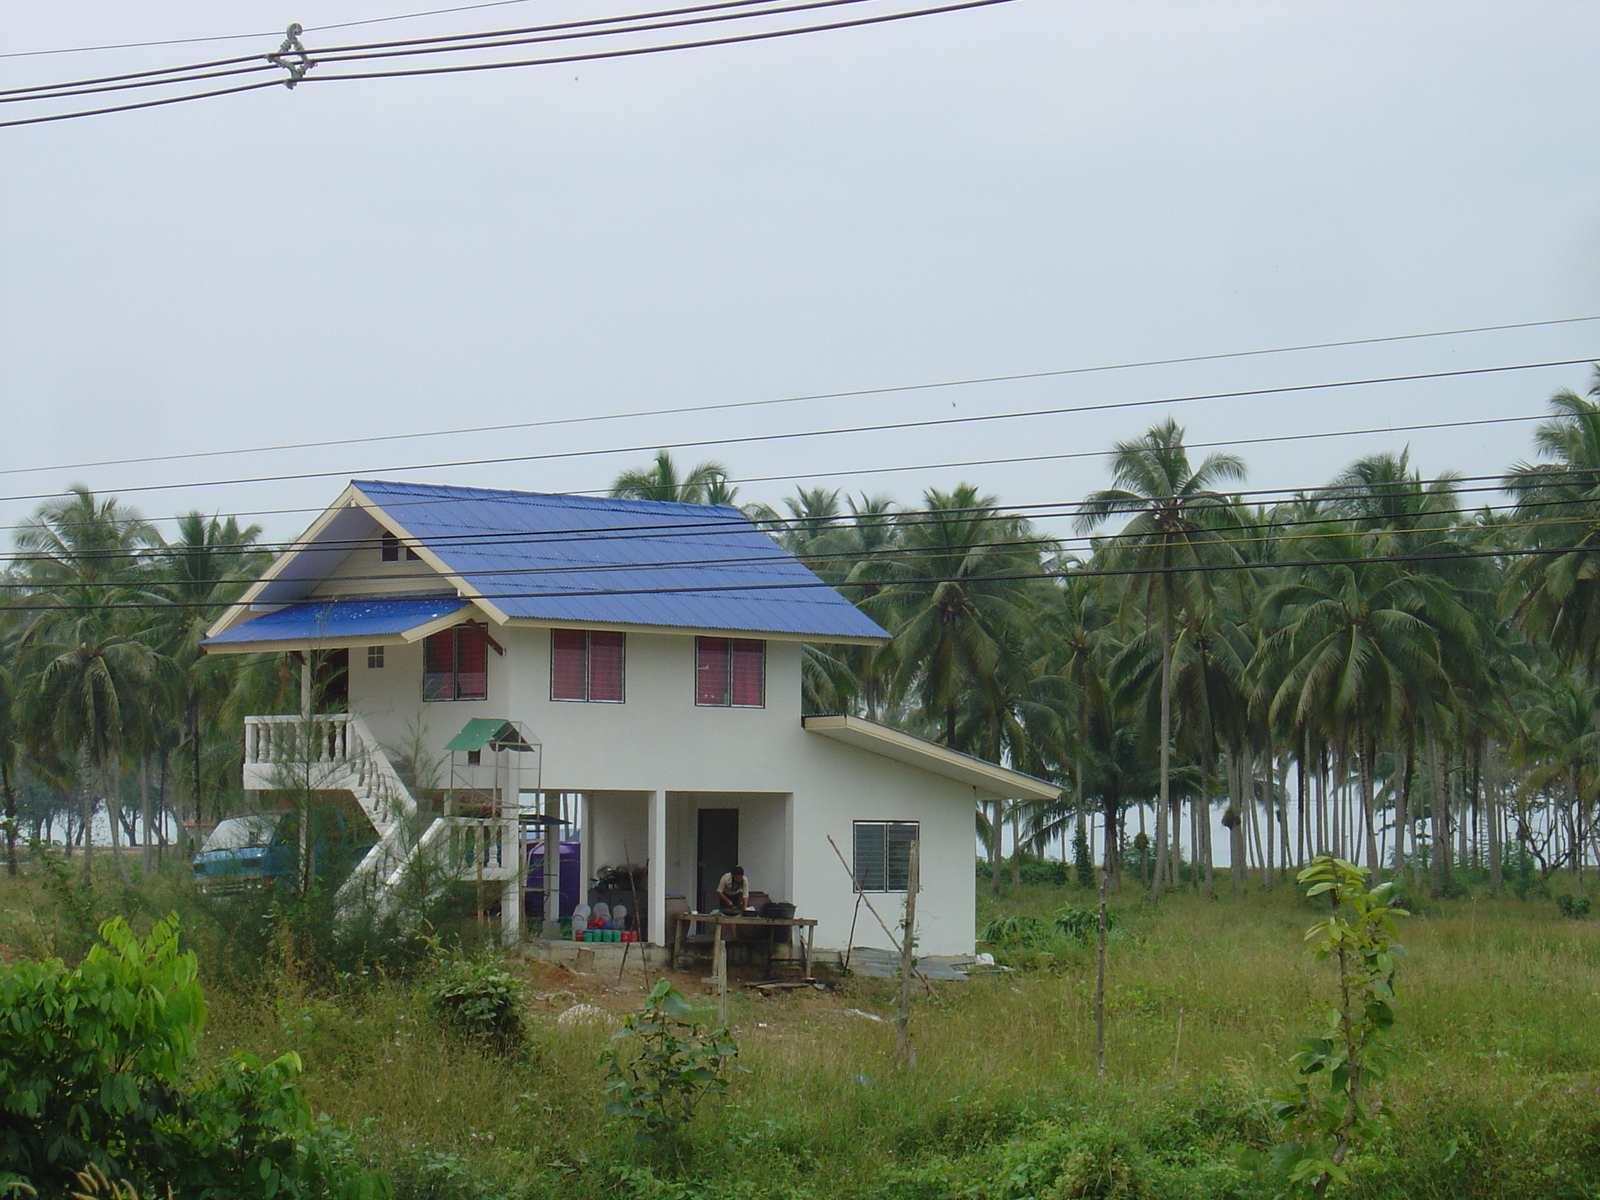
696 808 739 912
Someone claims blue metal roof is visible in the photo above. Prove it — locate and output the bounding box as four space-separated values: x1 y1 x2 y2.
349 479 889 641
204 596 471 646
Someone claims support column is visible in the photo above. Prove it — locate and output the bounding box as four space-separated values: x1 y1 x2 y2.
500 804 522 946
648 790 667 946
579 793 593 911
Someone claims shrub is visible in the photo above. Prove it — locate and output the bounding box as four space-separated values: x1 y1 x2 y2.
0 914 388 1198
1556 894 1591 919
602 980 744 1144
424 954 526 1054
1055 905 1113 945
978 915 1055 948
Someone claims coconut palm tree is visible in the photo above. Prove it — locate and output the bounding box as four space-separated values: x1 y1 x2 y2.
12 488 163 883
1256 527 1474 878
1075 418 1245 901
609 450 736 505
147 512 268 830
0 640 19 875
872 485 1042 752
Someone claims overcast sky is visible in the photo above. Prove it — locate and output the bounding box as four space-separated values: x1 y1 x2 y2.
2 0 1598 550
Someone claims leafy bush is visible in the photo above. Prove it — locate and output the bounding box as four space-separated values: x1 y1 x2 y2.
602 980 744 1144
1073 824 1095 890
980 908 1114 952
424 954 526 1054
0 914 388 1198
1556 894 1591 919
1055 906 1113 945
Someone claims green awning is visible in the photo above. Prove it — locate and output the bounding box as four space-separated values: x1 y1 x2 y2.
445 719 535 753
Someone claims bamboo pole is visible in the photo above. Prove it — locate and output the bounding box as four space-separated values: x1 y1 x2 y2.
895 841 919 1069
713 920 728 1025
1095 865 1108 1076
825 835 935 993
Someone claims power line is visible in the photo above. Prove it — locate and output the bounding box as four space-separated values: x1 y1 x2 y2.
0 1 541 60
0 0 835 102
3 540 1595 616
6 315 1593 482
0 0 1018 127
6 470 1597 578
0 79 287 129
0 404 1580 544
0 354 1589 507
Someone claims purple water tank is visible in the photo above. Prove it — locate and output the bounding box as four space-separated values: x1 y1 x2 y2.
526 840 581 920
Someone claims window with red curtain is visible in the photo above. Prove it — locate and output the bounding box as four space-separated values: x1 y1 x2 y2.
731 639 765 707
550 629 588 700
550 629 625 702
456 624 487 700
695 637 730 706
422 627 456 701
589 631 625 702
423 624 489 701
696 637 764 707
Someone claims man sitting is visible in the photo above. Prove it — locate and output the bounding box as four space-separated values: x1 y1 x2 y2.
716 865 749 915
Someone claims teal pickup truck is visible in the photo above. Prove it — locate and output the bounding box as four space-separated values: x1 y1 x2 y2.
192 811 373 894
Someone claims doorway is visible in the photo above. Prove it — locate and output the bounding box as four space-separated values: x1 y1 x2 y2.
311 649 349 712
696 808 739 912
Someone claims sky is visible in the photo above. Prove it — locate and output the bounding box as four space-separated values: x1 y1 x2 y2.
2 0 1599 552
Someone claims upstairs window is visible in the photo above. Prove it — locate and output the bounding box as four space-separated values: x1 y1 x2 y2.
550 629 625 702
423 624 488 701
695 637 765 707
381 531 422 562
853 821 919 891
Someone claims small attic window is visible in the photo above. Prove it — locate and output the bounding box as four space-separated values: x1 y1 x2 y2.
381 531 423 562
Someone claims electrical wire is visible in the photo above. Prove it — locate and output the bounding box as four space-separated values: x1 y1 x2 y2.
5 314 1593 482
0 354 1589 508
3 539 1596 616
0 0 1018 126
0 0 841 101
4 472 1597 580
0 0 540 60
0 407 1583 546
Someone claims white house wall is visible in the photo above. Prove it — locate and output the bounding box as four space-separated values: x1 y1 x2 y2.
337 624 980 956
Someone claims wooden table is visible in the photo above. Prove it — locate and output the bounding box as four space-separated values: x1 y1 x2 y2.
670 912 818 977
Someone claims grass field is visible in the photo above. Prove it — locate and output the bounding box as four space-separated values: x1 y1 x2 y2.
4 861 1600 1199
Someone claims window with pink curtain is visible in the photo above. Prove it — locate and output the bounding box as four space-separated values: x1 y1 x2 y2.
551 629 625 702
696 637 764 707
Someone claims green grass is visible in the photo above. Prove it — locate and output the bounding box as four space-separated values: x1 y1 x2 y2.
5 859 1600 1198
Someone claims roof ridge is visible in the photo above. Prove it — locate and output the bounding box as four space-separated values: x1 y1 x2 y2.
353 479 746 519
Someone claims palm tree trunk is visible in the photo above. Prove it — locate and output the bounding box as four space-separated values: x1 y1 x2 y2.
1315 750 1327 855
1010 809 1022 889
1 758 17 877
1297 730 1309 869
1103 788 1122 892
1440 742 1452 902
989 799 1003 895
1486 742 1503 894
103 755 130 886
140 758 153 875
1149 615 1173 903
1358 717 1380 879
1262 766 1276 891
1277 755 1292 880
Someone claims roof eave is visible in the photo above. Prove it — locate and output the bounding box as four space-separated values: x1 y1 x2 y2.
501 616 887 646
801 714 1060 801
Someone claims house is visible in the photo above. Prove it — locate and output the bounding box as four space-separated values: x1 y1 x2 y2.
202 479 1058 957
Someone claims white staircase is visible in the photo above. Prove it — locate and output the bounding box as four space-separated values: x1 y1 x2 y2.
242 714 524 940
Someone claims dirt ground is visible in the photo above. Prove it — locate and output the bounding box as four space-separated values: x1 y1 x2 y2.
513 950 909 1039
